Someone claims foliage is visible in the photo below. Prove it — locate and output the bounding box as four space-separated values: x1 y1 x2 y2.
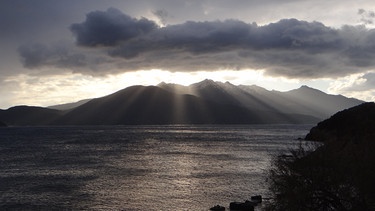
266 141 374 211
267 103 375 210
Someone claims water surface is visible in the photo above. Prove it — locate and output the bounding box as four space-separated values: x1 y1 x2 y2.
0 125 312 210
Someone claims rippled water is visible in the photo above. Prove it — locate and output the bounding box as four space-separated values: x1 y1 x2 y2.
0 125 311 210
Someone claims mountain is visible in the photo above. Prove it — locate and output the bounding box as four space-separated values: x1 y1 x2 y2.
54 85 318 125
158 80 364 120
0 106 62 126
48 99 92 111
0 80 364 125
157 82 194 95
279 86 363 119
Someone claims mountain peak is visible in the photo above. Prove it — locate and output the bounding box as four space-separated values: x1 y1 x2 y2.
191 79 218 88
202 79 214 82
299 85 317 90
198 79 216 84
287 85 325 94
157 81 186 86
157 82 167 86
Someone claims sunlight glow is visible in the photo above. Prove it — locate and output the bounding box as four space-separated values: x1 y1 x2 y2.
2 68 365 109
328 73 367 92
328 72 375 102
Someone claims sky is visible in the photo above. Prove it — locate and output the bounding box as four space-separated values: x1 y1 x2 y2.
1 0 375 109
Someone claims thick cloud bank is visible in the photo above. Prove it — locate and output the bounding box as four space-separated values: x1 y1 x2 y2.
19 8 375 79
18 43 86 69
70 8 157 46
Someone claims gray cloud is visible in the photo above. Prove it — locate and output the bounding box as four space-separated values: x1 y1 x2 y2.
18 8 375 79
18 43 87 69
358 8 375 25
344 72 375 92
153 9 169 26
70 8 158 46
17 42 118 75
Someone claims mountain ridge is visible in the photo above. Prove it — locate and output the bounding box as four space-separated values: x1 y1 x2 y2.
0 80 364 126
158 80 364 119
53 85 319 125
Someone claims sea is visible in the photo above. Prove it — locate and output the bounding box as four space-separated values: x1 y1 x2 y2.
0 124 313 210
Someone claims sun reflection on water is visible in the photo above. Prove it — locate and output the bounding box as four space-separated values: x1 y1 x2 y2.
0 125 311 210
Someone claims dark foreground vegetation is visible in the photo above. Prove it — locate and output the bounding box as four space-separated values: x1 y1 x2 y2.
0 121 6 127
266 102 375 210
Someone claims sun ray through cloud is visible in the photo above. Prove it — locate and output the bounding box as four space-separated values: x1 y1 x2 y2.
1 1 375 108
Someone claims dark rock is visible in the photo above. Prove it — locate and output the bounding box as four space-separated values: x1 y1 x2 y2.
210 205 225 211
229 201 254 211
250 195 262 204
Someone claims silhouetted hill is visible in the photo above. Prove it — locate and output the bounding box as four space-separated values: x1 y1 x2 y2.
0 120 6 127
54 85 318 125
43 80 363 122
1 80 364 125
48 99 92 111
305 102 375 142
0 106 62 126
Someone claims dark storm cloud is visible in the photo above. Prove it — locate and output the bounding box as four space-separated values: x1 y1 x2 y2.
18 43 87 69
17 42 117 74
70 8 158 46
19 8 375 79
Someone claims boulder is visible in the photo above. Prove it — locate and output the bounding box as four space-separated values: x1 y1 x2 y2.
210 205 225 211
250 195 262 204
229 201 255 211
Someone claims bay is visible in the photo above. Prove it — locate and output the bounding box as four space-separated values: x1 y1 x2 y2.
0 124 312 210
